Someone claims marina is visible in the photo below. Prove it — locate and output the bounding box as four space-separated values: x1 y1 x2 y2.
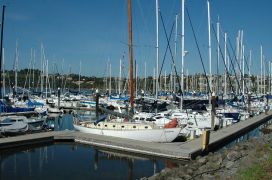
1 0 272 179
1 112 272 160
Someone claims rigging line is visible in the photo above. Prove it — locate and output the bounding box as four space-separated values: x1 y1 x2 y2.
210 24 235 94
243 54 255 93
218 26 245 92
214 30 243 95
158 12 174 83
159 10 190 112
186 7 211 95
226 36 249 95
159 11 182 95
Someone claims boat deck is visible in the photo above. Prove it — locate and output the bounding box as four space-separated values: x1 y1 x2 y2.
1 111 272 160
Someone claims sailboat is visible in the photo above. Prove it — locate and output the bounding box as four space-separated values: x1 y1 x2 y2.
73 0 181 143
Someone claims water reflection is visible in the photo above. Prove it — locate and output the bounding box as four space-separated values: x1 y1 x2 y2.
47 112 94 131
224 119 272 149
0 143 181 180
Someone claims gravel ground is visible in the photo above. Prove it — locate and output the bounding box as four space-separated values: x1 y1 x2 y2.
142 127 272 180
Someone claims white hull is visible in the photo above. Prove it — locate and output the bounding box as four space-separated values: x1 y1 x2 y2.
73 124 181 143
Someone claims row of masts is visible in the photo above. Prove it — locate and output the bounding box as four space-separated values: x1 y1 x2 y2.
1 1 271 100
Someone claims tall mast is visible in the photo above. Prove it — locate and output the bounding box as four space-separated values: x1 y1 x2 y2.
119 57 122 95
2 48 5 97
235 33 240 94
79 61 81 93
174 14 178 93
0 5 5 98
260 45 262 95
128 0 134 113
240 30 244 94
135 63 138 98
15 40 18 93
164 70 166 92
242 45 245 94
207 0 212 102
216 16 220 94
155 0 159 109
40 43 43 94
224 32 227 97
249 50 252 77
181 0 185 110
45 59 48 99
144 61 146 92
32 49 35 89
109 63 111 95
263 55 266 94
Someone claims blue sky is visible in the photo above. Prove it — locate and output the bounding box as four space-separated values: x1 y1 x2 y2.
1 0 272 77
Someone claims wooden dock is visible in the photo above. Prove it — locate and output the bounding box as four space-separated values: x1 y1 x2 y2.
1 112 272 160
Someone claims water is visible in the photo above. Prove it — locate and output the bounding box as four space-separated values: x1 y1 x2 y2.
0 143 180 180
221 119 272 150
0 113 182 180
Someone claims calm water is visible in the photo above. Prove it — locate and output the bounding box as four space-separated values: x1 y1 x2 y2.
0 113 182 180
0 143 179 180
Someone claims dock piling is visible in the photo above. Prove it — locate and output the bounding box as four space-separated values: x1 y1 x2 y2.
211 92 216 130
58 87 60 108
202 129 210 151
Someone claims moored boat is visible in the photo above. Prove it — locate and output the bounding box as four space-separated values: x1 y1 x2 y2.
73 117 181 143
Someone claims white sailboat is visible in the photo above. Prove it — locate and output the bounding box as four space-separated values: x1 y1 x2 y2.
73 118 181 143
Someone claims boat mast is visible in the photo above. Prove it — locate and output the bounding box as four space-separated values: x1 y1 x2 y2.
155 0 159 113
207 0 212 102
144 61 146 92
40 44 44 94
224 32 227 97
109 63 111 95
164 70 166 92
174 14 178 93
2 48 5 97
32 49 35 89
0 5 5 99
15 40 18 93
216 16 220 94
181 0 185 110
79 60 81 93
136 63 138 98
128 0 134 114
260 45 262 95
119 57 122 95
242 45 245 94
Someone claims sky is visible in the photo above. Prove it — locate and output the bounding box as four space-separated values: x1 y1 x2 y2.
0 0 272 77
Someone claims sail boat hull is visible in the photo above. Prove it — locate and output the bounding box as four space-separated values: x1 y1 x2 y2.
73 123 181 143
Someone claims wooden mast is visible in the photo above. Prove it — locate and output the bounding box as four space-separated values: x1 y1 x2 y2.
128 0 134 114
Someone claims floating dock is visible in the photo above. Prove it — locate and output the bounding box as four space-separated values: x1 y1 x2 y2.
1 112 272 160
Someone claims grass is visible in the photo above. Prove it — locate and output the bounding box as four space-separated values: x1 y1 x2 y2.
237 143 272 180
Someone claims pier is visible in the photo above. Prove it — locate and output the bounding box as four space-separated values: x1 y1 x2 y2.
1 112 272 160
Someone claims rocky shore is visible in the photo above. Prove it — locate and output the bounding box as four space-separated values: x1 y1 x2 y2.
143 126 272 180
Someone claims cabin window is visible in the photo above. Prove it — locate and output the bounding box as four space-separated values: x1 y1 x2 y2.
133 126 136 128
140 118 145 120
98 124 100 127
113 125 116 128
121 126 124 128
135 117 139 120
145 126 148 129
104 125 107 127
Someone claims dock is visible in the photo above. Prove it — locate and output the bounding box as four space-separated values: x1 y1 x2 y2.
1 112 272 160
0 111 38 116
